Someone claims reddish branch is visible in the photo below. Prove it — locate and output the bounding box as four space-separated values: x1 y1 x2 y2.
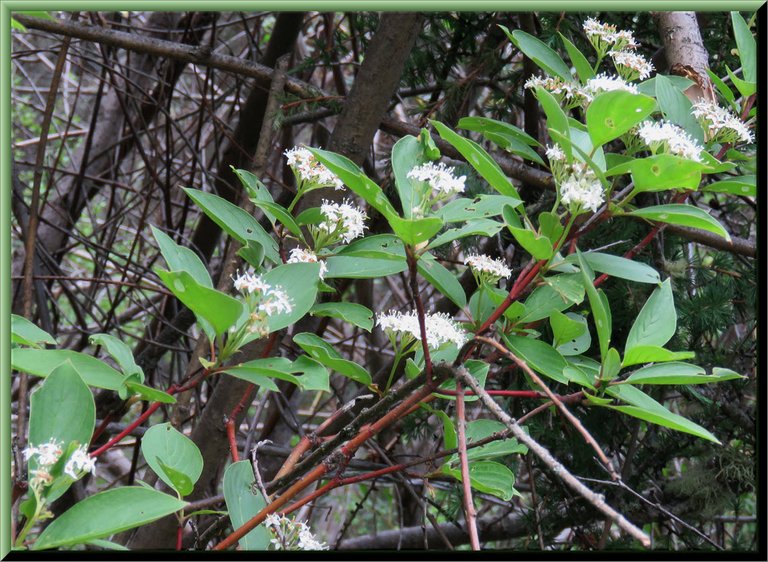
456 382 480 550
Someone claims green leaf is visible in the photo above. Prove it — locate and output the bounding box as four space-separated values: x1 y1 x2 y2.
606 404 720 443
535 87 570 141
293 333 371 385
626 204 731 241
625 279 676 354
538 211 564 243
436 194 522 223
12 348 123 390
543 273 585 305
392 135 428 219
458 117 544 165
622 346 695 367
28 362 95 482
443 460 519 501
576 251 660 284
233 167 273 204
577 250 611 357
503 26 572 81
389 215 444 246
623 362 744 385
458 419 527 463
554 313 591 356
724 65 755 98
517 284 575 324
559 32 595 82
141 423 203 497
702 175 755 197
151 226 212 288
507 225 553 260
89 333 143 379
418 253 466 308
324 255 407 279
237 240 265 270
290 356 331 392
429 218 503 249
502 334 569 384
222 358 295 392
251 199 305 242
33 487 187 550
309 148 399 222
157 269 243 338
263 262 320 332
182 188 279 264
706 69 736 107
124 381 177 404
637 75 693 97
337 234 406 258
654 74 705 142
550 310 586 347
223 461 270 550
621 155 706 192
310 302 374 331
11 315 57 348
605 384 720 443
430 120 521 200
587 91 656 147
600 347 622 381
731 12 756 83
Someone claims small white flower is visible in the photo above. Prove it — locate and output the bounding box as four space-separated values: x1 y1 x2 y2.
464 254 512 280
584 74 638 97
264 513 282 528
637 120 704 161
64 446 96 479
258 286 293 316
545 144 565 162
583 18 638 51
298 526 329 550
284 146 344 190
287 248 328 279
525 76 586 107
691 100 754 144
610 50 654 80
24 438 64 467
377 310 468 349
559 164 605 213
407 162 466 196
319 199 367 244
233 272 271 295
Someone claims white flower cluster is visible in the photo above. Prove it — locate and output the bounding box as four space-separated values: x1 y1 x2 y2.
23 438 63 466
377 310 468 349
583 17 639 51
464 254 512 280
637 120 704 162
287 247 328 279
583 74 638 98
318 199 367 244
23 439 96 487
691 100 754 144
559 163 605 213
407 162 467 197
233 271 292 336
64 446 96 479
264 513 328 551
524 76 586 106
609 50 654 80
284 146 344 190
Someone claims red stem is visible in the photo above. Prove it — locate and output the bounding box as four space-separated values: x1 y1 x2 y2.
176 524 183 550
226 383 256 462
439 389 544 398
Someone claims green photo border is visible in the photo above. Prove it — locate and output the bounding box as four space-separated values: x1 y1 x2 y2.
1 1 764 557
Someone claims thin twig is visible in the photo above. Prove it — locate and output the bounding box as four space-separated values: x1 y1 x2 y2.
455 366 651 548
475 336 618 480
